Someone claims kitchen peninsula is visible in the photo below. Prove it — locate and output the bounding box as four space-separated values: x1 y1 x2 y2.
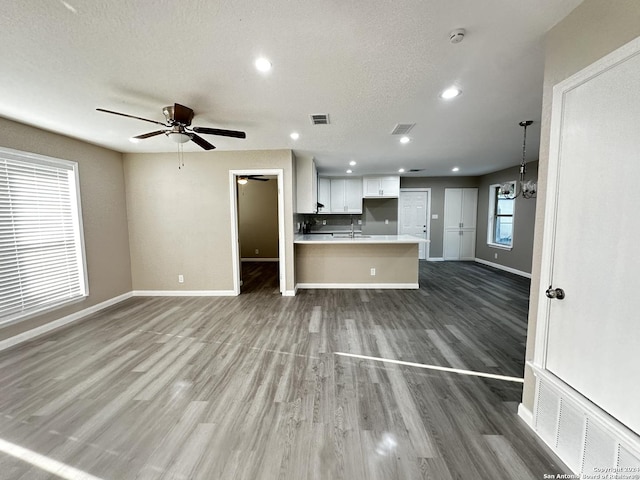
294 234 427 289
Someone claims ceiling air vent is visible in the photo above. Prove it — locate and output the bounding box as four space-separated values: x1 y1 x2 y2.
391 123 415 135
408 168 424 173
310 114 330 125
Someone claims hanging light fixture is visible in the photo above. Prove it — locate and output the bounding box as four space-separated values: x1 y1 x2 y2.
499 120 537 199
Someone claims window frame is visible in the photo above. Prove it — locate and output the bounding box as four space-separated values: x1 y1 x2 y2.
487 182 515 250
0 146 88 326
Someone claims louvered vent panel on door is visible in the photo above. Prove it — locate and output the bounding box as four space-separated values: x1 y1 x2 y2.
535 378 560 446
533 373 640 478
556 398 584 472
581 418 617 475
617 444 640 470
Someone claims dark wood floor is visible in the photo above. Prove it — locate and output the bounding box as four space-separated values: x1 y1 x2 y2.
0 261 568 479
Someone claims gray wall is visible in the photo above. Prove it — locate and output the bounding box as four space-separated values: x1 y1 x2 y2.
401 176 479 258
362 198 398 235
521 0 640 412
475 162 538 274
239 178 279 259
124 150 296 293
0 117 132 341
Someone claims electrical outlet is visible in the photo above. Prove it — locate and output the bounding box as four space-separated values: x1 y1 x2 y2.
494 253 498 259
255 249 259 254
370 268 376 276
358 219 362 225
384 219 389 225
432 214 438 219
178 274 184 283
322 220 327 225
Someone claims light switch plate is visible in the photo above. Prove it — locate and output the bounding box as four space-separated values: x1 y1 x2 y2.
432 214 438 219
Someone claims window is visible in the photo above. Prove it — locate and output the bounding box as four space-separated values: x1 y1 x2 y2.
0 147 87 325
488 182 515 249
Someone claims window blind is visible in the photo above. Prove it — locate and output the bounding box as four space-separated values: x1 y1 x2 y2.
0 149 87 324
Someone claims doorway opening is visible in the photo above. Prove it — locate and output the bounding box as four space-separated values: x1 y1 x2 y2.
229 169 286 295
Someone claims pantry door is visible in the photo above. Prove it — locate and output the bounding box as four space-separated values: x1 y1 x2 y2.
537 37 640 434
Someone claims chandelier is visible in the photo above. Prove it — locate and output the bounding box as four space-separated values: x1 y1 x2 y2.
499 120 537 199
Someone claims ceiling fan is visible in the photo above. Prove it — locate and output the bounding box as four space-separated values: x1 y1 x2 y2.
237 175 269 184
96 103 246 150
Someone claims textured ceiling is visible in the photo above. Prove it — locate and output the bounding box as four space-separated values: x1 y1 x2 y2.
0 0 583 176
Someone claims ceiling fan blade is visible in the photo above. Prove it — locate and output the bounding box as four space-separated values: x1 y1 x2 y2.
133 130 167 139
191 134 216 150
192 126 246 138
248 176 269 181
96 108 167 126
173 103 195 126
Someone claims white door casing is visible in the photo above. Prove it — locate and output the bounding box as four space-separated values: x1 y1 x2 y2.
229 169 286 295
534 38 640 436
399 189 430 260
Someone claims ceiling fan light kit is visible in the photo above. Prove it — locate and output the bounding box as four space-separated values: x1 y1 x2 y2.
96 103 246 151
168 131 192 144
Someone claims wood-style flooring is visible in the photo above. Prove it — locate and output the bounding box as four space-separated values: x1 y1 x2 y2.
0 261 569 479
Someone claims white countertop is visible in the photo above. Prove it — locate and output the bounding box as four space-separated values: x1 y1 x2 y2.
294 234 428 244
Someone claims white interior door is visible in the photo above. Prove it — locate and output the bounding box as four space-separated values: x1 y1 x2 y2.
399 190 429 259
539 40 640 435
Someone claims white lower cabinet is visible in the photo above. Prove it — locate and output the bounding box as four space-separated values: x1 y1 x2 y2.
443 229 477 260
443 188 478 260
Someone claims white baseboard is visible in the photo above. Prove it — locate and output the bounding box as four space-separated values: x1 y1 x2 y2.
427 257 444 262
132 290 237 297
517 403 534 428
282 290 296 297
0 292 133 352
474 258 531 278
240 258 279 263
296 283 419 289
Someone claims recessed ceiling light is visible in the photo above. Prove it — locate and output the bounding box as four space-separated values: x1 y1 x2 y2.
290 132 299 140
349 160 357 166
440 87 462 99
400 136 410 144
129 137 139 144
452 167 460 172
255 57 272 72
398 168 405 173
346 169 353 174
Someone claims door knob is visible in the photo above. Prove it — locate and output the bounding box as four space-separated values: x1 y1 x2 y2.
545 285 565 300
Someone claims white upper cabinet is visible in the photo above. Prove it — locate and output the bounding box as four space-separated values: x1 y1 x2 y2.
330 178 362 213
363 176 400 198
317 176 362 213
295 157 318 213
317 177 331 212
